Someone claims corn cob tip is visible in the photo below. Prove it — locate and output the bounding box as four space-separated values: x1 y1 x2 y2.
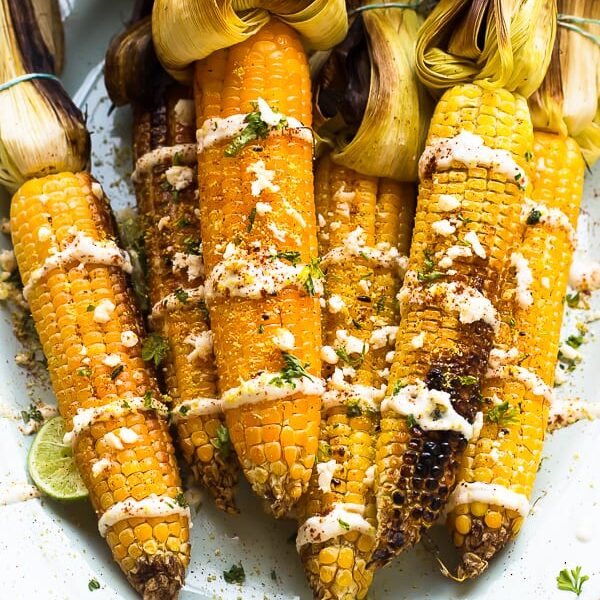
129 552 185 600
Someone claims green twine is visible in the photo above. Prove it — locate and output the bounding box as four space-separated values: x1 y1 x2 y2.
558 21 600 47
348 2 421 16
558 14 600 27
0 72 61 93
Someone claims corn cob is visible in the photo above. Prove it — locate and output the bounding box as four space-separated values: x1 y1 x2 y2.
299 154 414 599
11 172 190 598
194 19 322 515
373 83 534 566
446 132 583 577
132 83 239 513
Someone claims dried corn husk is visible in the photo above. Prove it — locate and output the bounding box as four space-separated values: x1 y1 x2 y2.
152 0 348 83
530 0 600 163
32 0 64 73
315 5 432 182
416 0 557 97
0 0 89 192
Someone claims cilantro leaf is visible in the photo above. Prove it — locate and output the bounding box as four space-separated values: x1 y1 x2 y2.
272 250 301 265
223 563 245 585
557 566 589 596
224 109 271 157
298 258 324 296
141 333 169 367
486 401 518 426
270 352 313 388
88 578 100 591
526 208 542 225
212 424 232 457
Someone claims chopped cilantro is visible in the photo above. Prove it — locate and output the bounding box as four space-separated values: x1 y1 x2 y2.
526 208 542 225
174 287 189 303
509 317 516 327
392 380 406 395
298 258 324 296
270 352 313 388
524 150 533 161
110 365 124 380
486 401 518 425
88 578 100 591
224 107 271 157
212 424 232 457
317 441 331 461
272 250 301 265
335 345 366 369
178 404 190 416
176 215 191 229
223 563 245 585
198 299 210 322
406 414 418 429
565 291 581 308
338 519 350 531
418 250 445 283
270 570 277 581
142 333 169 366
173 151 182 166
566 334 584 349
143 391 154 408
20 403 43 425
457 375 478 385
77 367 92 377
346 400 362 418
175 491 188 507
86 304 95 312
375 296 387 314
456 213 474 225
182 236 202 255
246 206 257 233
556 566 589 596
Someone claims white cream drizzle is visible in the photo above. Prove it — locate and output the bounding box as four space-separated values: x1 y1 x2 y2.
0 483 41 506
382 380 480 439
317 460 339 493
23 232 133 300
511 252 534 309
131 143 197 181
548 397 600 431
171 397 222 421
98 494 190 537
445 481 530 517
296 503 374 550
419 131 528 187
63 396 169 446
521 199 577 247
150 286 205 320
486 363 553 402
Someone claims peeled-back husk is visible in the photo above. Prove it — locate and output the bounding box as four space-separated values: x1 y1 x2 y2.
416 0 557 97
151 0 348 83
529 0 600 165
0 0 89 192
315 7 432 182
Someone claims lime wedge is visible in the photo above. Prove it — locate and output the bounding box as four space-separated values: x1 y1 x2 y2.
27 416 88 500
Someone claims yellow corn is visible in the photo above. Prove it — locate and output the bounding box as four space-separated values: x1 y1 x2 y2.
194 19 322 515
132 86 239 513
374 83 533 566
448 131 584 577
299 155 414 599
11 172 190 597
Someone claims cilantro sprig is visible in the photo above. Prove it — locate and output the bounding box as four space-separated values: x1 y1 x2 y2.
212 424 232 458
270 352 313 388
298 258 324 296
486 400 518 426
557 566 589 596
223 563 246 585
141 333 169 367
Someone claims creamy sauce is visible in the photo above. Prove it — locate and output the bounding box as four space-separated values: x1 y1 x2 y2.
511 252 534 309
320 227 407 274
323 370 386 413
171 397 222 421
445 481 530 516
486 363 553 402
296 503 373 550
317 460 339 493
548 397 600 431
221 371 325 410
23 232 133 300
131 143 197 181
150 286 205 319
205 244 323 301
382 379 480 439
172 252 204 281
165 165 195 190
521 200 576 246
63 396 169 445
0 483 41 506
569 257 600 292
419 131 528 187
98 494 190 537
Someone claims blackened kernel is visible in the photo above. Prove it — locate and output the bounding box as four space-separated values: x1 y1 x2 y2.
425 478 438 490
392 491 404 505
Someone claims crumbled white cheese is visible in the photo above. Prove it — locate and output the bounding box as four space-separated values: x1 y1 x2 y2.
438 245 473 269
511 252 533 308
464 231 486 259
272 327 295 351
93 299 116 324
172 252 204 281
328 295 345 314
247 160 280 196
255 201 273 216
103 354 121 367
385 351 395 363
121 330 139 347
157 216 170 231
369 326 398 350
411 332 426 348
119 427 139 445
569 257 600 292
92 458 111 477
358 279 371 294
103 431 124 451
174 98 195 125
317 460 339 493
318 213 327 228
184 331 213 363
432 219 456 236
268 222 288 243
559 342 582 362
165 165 195 190
336 329 368 355
437 194 461 211
321 345 339 365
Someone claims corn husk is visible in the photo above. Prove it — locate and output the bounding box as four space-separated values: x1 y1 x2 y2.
32 0 64 73
315 6 432 182
529 0 600 164
0 0 89 192
152 0 348 83
416 0 557 97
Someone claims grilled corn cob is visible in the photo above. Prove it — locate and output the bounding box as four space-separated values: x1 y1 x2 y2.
299 155 414 599
373 0 556 566
194 19 322 514
132 84 239 513
446 131 583 578
11 173 190 597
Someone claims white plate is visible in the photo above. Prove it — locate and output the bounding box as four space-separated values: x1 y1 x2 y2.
1 1 600 599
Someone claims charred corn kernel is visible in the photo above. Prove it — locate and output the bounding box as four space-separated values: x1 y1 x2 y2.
195 19 321 515
10 172 190 596
374 83 533 567
298 156 414 600
449 133 584 578
132 86 239 513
